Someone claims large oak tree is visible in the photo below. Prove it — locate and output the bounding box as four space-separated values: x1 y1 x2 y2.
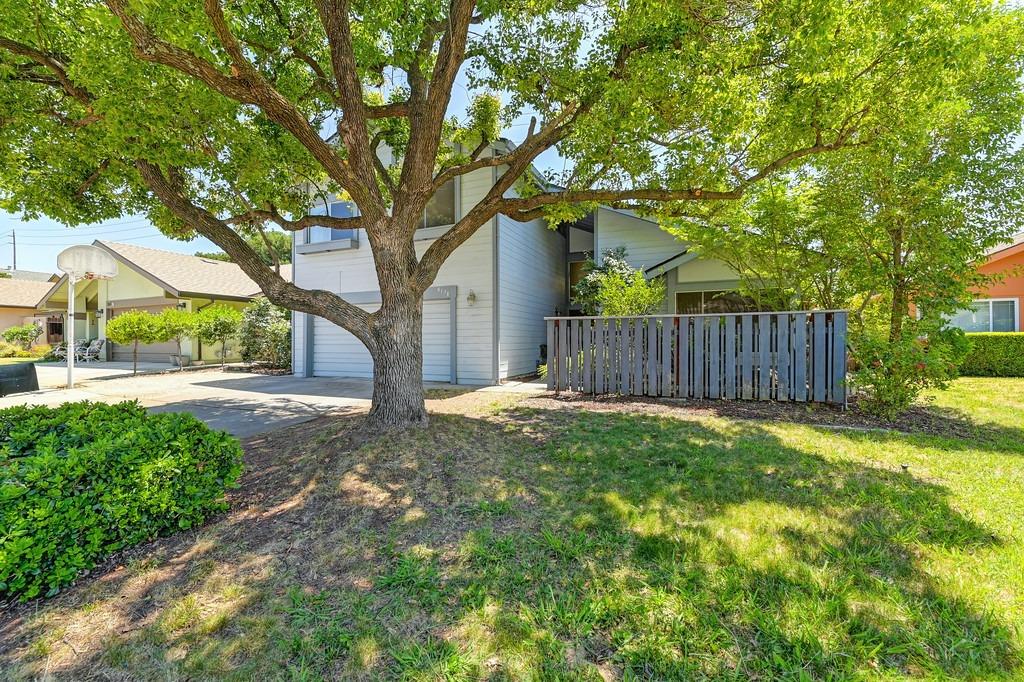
0 0 1009 429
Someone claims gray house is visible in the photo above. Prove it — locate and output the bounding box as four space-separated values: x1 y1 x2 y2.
292 152 742 385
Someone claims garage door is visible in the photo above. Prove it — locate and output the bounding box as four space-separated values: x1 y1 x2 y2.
313 300 452 382
109 304 178 363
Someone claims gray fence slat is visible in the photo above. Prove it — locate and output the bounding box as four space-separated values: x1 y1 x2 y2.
757 314 770 400
545 311 842 404
813 312 826 402
617 321 628 394
582 320 592 393
546 320 555 390
561 321 569 391
708 316 721 399
632 319 644 395
660 319 673 397
677 317 690 398
566 320 576 390
646 319 658 396
724 315 736 399
793 315 807 401
831 312 847 404
777 314 790 400
741 315 753 399
693 317 705 399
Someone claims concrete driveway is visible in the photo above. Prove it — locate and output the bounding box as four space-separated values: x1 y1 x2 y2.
0 369 375 437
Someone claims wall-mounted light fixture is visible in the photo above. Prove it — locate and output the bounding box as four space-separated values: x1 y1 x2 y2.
177 301 188 310
466 290 477 306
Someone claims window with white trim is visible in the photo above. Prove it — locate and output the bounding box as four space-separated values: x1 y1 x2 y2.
307 179 457 242
947 298 1018 332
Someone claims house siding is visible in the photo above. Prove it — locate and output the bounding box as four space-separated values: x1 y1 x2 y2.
292 166 496 384
594 208 684 271
497 214 565 379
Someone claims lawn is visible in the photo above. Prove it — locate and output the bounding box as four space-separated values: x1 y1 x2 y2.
1 378 1022 680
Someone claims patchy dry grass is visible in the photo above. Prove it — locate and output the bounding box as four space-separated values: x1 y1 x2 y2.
1 380 1022 680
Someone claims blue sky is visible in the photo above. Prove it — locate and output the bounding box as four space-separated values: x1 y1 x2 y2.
0 67 564 275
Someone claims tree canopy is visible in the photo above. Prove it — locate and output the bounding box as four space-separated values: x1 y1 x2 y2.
0 0 1020 427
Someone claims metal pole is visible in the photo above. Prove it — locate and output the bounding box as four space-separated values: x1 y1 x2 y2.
67 276 76 389
11 230 15 271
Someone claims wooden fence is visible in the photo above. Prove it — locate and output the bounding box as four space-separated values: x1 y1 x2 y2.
545 311 848 404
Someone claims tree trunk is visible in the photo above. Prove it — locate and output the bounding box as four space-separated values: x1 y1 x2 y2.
365 293 428 431
133 340 138 375
221 339 227 367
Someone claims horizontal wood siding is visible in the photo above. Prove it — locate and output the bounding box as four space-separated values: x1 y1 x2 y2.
291 166 495 383
547 311 848 404
498 213 565 379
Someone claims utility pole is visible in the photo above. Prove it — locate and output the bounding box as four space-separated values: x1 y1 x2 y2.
2 230 13 271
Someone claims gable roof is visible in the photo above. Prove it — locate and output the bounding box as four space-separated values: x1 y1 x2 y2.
0 278 58 309
0 269 58 282
986 232 1024 264
94 241 290 300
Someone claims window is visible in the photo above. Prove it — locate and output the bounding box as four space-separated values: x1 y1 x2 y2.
422 180 456 229
947 299 1018 332
675 290 757 314
307 200 358 243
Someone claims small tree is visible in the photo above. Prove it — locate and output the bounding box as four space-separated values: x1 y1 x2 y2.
239 298 291 369
104 311 159 375
2 323 42 351
573 249 666 317
156 308 197 367
196 305 243 367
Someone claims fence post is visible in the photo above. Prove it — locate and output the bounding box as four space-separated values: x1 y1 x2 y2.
546 319 556 390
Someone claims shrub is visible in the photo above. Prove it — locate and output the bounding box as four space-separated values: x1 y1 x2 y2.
573 248 666 316
848 325 969 419
0 340 20 358
239 297 292 369
2 323 42 351
959 332 1024 377
0 401 243 601
196 305 243 366
105 310 161 374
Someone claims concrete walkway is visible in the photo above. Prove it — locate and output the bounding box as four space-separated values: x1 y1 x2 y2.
0 369 547 438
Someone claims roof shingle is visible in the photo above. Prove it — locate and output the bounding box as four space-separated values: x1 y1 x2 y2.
95 241 291 299
0 278 58 309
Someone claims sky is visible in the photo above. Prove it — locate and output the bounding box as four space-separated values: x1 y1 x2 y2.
0 70 562 275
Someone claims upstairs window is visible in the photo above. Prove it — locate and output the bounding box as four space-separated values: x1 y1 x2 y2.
422 180 456 229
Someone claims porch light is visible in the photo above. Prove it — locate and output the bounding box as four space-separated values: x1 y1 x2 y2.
466 290 477 306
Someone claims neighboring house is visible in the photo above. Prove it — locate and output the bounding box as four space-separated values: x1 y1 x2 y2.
0 278 63 343
0 268 60 282
946 233 1024 333
292 143 742 384
37 241 291 363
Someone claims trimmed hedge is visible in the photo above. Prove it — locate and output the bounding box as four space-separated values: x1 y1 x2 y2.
0 401 243 601
960 332 1024 377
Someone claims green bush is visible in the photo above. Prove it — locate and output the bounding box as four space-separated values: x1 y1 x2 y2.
959 332 1024 377
849 325 969 419
2 323 42 351
0 401 243 601
239 297 292 369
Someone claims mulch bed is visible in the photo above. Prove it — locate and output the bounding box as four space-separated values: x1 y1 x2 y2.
528 392 983 440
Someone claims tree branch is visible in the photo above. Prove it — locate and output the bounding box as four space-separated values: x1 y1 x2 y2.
135 159 375 345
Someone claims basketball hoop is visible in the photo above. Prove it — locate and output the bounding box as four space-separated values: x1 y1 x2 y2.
57 245 119 389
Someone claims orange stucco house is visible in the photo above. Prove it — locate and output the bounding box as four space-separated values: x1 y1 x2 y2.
948 233 1024 333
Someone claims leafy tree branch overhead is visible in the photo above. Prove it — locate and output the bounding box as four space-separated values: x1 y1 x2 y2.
0 0 1018 428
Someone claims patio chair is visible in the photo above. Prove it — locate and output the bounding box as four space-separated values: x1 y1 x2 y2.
51 342 68 361
75 339 103 363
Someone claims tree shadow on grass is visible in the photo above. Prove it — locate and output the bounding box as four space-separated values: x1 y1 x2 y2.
0 402 1019 680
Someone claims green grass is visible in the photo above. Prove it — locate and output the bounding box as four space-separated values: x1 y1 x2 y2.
2 379 1023 680
0 356 37 365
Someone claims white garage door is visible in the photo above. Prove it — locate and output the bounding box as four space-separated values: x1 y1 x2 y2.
313 300 451 382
